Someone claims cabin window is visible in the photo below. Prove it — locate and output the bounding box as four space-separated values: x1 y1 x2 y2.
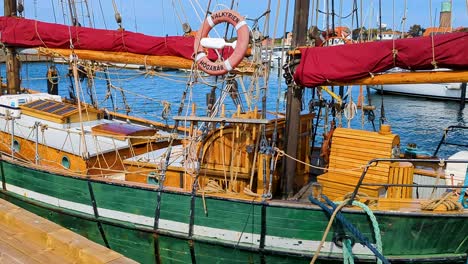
147 171 159 185
12 139 20 152
61 156 71 169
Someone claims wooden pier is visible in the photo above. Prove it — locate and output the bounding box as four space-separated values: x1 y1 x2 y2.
0 198 136 264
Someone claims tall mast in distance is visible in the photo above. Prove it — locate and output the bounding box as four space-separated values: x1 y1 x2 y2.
4 0 21 95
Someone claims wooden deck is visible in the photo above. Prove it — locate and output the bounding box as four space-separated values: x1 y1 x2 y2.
0 198 136 264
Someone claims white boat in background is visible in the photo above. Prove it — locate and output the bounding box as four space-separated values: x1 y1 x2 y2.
369 82 466 100
262 45 290 68
367 1 468 101
368 68 466 100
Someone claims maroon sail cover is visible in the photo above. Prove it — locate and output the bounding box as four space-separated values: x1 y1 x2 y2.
294 32 468 87
0 16 231 60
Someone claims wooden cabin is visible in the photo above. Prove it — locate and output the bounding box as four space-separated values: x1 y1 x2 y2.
0 94 167 177
123 111 315 199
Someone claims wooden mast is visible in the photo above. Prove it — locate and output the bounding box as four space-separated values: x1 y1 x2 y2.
37 48 194 69
37 47 254 73
4 0 21 95
283 0 310 198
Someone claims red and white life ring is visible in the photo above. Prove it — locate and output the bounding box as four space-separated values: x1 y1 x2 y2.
194 10 249 76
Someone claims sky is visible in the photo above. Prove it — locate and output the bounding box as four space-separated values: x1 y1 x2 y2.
2 0 467 37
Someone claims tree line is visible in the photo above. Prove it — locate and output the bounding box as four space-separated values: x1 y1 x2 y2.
351 24 426 40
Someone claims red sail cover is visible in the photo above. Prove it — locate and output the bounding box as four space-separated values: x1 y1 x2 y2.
294 32 468 87
0 16 231 60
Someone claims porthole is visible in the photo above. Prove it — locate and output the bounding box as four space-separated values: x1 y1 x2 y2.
12 139 20 152
61 156 71 169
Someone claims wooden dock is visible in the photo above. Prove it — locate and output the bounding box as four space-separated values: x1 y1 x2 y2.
0 198 137 264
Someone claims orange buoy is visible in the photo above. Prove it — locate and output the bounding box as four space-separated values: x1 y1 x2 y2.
194 10 249 76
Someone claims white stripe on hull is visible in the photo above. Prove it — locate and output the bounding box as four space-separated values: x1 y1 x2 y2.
2 181 374 256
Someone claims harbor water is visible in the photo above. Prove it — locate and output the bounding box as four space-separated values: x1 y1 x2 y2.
10 62 468 159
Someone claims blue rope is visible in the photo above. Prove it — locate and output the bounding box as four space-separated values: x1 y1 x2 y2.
309 195 390 264
335 200 383 264
322 195 385 264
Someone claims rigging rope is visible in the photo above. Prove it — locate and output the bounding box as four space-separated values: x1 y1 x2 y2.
102 67 116 111
262 0 279 200
429 0 438 68
112 0 123 29
71 55 89 159
400 0 407 33
421 191 462 211
339 0 343 27
172 0 185 26
97 0 108 29
82 0 93 28
178 0 189 23
379 85 386 125
274 146 370 172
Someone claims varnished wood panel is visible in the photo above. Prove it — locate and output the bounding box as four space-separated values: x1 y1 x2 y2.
318 127 402 200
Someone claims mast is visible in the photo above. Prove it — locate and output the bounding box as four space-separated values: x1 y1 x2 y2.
4 0 20 95
331 0 335 35
325 0 329 38
283 0 310 198
353 0 359 32
67 0 79 26
378 0 382 40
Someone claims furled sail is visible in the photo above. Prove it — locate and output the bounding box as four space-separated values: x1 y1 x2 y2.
294 32 468 87
0 16 232 63
0 16 193 59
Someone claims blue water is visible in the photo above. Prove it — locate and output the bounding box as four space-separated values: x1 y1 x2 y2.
9 62 468 159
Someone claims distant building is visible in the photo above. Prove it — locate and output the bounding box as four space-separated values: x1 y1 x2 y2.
423 1 452 37
379 30 402 40
334 26 352 39
261 38 275 46
261 33 292 47
439 1 452 29
285 32 292 46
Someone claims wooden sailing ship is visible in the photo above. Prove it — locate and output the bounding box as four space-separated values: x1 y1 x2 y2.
0 1 467 263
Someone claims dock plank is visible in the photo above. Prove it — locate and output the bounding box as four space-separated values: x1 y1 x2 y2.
0 198 137 264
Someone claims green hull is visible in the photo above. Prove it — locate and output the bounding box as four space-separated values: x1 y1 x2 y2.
1 160 467 263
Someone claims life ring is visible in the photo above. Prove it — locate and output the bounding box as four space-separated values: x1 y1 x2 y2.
194 10 249 76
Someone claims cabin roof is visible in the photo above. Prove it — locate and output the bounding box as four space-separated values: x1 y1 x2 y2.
22 99 78 117
20 99 101 123
10 115 131 157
